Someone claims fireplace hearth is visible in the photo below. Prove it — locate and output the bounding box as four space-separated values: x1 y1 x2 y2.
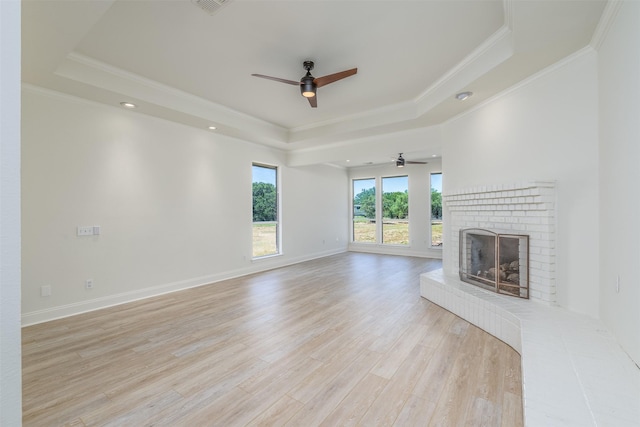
459 228 529 298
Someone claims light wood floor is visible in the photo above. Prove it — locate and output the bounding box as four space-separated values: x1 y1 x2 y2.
23 253 523 426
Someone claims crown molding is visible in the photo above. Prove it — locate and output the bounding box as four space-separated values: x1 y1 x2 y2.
443 45 597 126
414 24 513 115
502 0 514 31
288 100 418 145
55 52 289 145
590 0 623 50
22 82 115 108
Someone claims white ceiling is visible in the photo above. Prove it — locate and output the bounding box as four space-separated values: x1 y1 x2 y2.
22 0 607 167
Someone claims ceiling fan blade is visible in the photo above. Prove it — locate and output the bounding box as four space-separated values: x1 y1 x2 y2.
406 161 428 164
251 74 300 86
307 95 317 108
314 68 357 88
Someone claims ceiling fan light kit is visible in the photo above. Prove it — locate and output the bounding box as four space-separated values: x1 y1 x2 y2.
252 60 357 108
300 61 316 98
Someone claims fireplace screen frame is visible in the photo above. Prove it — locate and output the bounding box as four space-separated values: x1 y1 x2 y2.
459 228 529 299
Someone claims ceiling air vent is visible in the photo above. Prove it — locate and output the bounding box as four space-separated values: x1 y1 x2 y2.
191 0 232 16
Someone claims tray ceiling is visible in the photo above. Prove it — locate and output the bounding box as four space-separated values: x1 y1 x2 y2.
22 0 607 166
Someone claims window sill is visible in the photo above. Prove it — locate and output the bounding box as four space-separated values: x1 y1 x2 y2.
251 253 282 262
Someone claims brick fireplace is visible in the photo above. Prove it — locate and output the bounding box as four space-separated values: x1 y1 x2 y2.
444 181 556 304
420 181 638 427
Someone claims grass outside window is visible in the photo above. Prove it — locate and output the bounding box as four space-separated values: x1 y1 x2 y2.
431 221 443 247
353 217 410 245
252 222 277 257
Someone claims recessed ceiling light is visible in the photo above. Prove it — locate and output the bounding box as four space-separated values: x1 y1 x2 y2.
346 160 350 163
455 91 473 101
432 154 437 157
120 102 137 109
208 126 217 130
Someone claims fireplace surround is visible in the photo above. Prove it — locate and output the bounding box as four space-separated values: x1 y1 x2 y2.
459 228 529 298
444 181 555 304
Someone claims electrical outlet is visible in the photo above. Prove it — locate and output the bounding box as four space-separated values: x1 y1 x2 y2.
41 285 51 297
85 279 94 289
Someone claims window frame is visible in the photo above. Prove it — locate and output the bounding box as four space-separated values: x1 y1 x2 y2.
351 175 411 246
430 171 443 249
252 163 281 259
351 177 377 244
381 174 409 246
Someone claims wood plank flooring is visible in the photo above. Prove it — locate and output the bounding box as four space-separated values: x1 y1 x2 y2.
22 253 523 426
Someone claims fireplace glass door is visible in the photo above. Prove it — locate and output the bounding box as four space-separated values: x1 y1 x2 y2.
459 228 529 299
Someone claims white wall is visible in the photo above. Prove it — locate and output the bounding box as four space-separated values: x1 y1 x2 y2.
442 49 600 317
282 164 349 254
21 88 348 324
597 1 640 365
348 159 443 259
0 0 22 424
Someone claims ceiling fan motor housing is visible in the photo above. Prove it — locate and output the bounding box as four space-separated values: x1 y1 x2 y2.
300 74 316 97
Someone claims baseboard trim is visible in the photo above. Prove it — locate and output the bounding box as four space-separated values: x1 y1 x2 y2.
348 244 443 259
21 248 346 326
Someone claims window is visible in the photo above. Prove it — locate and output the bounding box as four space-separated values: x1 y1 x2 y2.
352 178 376 243
252 164 279 257
430 172 442 247
382 176 409 245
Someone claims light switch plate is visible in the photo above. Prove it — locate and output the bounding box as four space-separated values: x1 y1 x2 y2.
77 226 93 236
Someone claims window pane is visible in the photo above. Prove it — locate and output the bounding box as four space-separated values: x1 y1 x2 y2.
353 178 376 243
382 176 408 245
431 172 442 247
252 164 278 257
